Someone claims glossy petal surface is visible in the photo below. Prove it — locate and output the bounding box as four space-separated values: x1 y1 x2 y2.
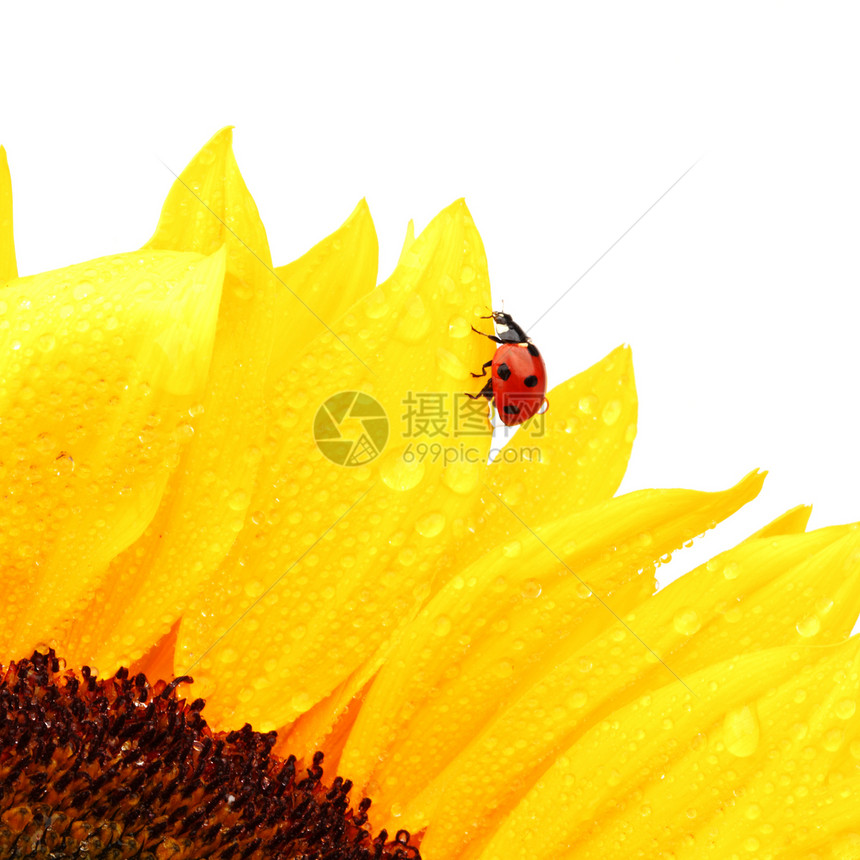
0 248 225 657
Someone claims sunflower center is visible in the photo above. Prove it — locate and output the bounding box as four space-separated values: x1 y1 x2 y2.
0 651 421 859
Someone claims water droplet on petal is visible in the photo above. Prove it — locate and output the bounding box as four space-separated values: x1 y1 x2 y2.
836 698 856 720
448 316 471 338
521 579 542 599
724 705 760 757
442 461 481 495
37 333 56 352
416 512 446 538
673 608 702 636
722 561 740 580
364 289 389 319
796 615 821 638
601 399 622 426
436 347 468 379
578 394 598 415
228 490 249 511
380 449 425 491
433 616 452 637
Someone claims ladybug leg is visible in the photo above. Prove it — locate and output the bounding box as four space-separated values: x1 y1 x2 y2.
470 360 493 379
465 378 494 400
471 325 504 345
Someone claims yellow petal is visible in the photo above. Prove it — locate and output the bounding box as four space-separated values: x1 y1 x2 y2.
0 145 17 281
397 219 416 265
747 502 812 538
412 518 858 858
283 344 639 758
176 199 495 731
270 199 378 369
474 637 860 859
64 129 279 671
488 344 636 521
0 247 225 658
338 471 764 838
146 127 271 265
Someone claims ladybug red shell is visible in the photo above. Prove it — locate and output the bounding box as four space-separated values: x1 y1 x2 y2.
468 311 548 426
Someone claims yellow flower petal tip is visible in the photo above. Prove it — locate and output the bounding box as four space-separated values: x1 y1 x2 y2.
3 132 859 860
146 126 271 271
0 144 18 282
748 502 812 538
271 197 379 362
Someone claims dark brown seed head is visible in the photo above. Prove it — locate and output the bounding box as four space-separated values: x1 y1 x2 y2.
0 651 421 860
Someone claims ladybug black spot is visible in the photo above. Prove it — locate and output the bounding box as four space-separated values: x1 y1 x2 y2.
496 363 511 381
527 343 540 357
523 375 538 388
503 404 520 415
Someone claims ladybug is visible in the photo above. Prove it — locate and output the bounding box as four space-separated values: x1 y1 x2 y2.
467 311 547 426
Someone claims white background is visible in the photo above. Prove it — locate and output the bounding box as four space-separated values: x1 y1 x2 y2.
1 2 858 584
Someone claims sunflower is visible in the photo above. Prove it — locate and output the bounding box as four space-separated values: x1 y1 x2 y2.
1 130 859 860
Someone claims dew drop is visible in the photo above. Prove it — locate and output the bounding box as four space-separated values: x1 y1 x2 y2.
460 265 475 284
447 315 471 338
433 616 452 637
745 803 761 820
244 580 265 598
380 449 426 491
723 705 760 757
496 660 514 679
501 482 524 506
836 698 856 720
521 579 542 599
601 399 622 426
228 490 249 511
442 461 481 495
37 333 56 352
436 347 468 379
569 691 588 709
796 615 821 638
823 727 844 752
578 394 598 415
364 289 389 319
416 512 446 538
673 608 701 636
54 452 75 476
502 540 522 558
722 561 740 580
291 692 312 712
218 648 238 665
